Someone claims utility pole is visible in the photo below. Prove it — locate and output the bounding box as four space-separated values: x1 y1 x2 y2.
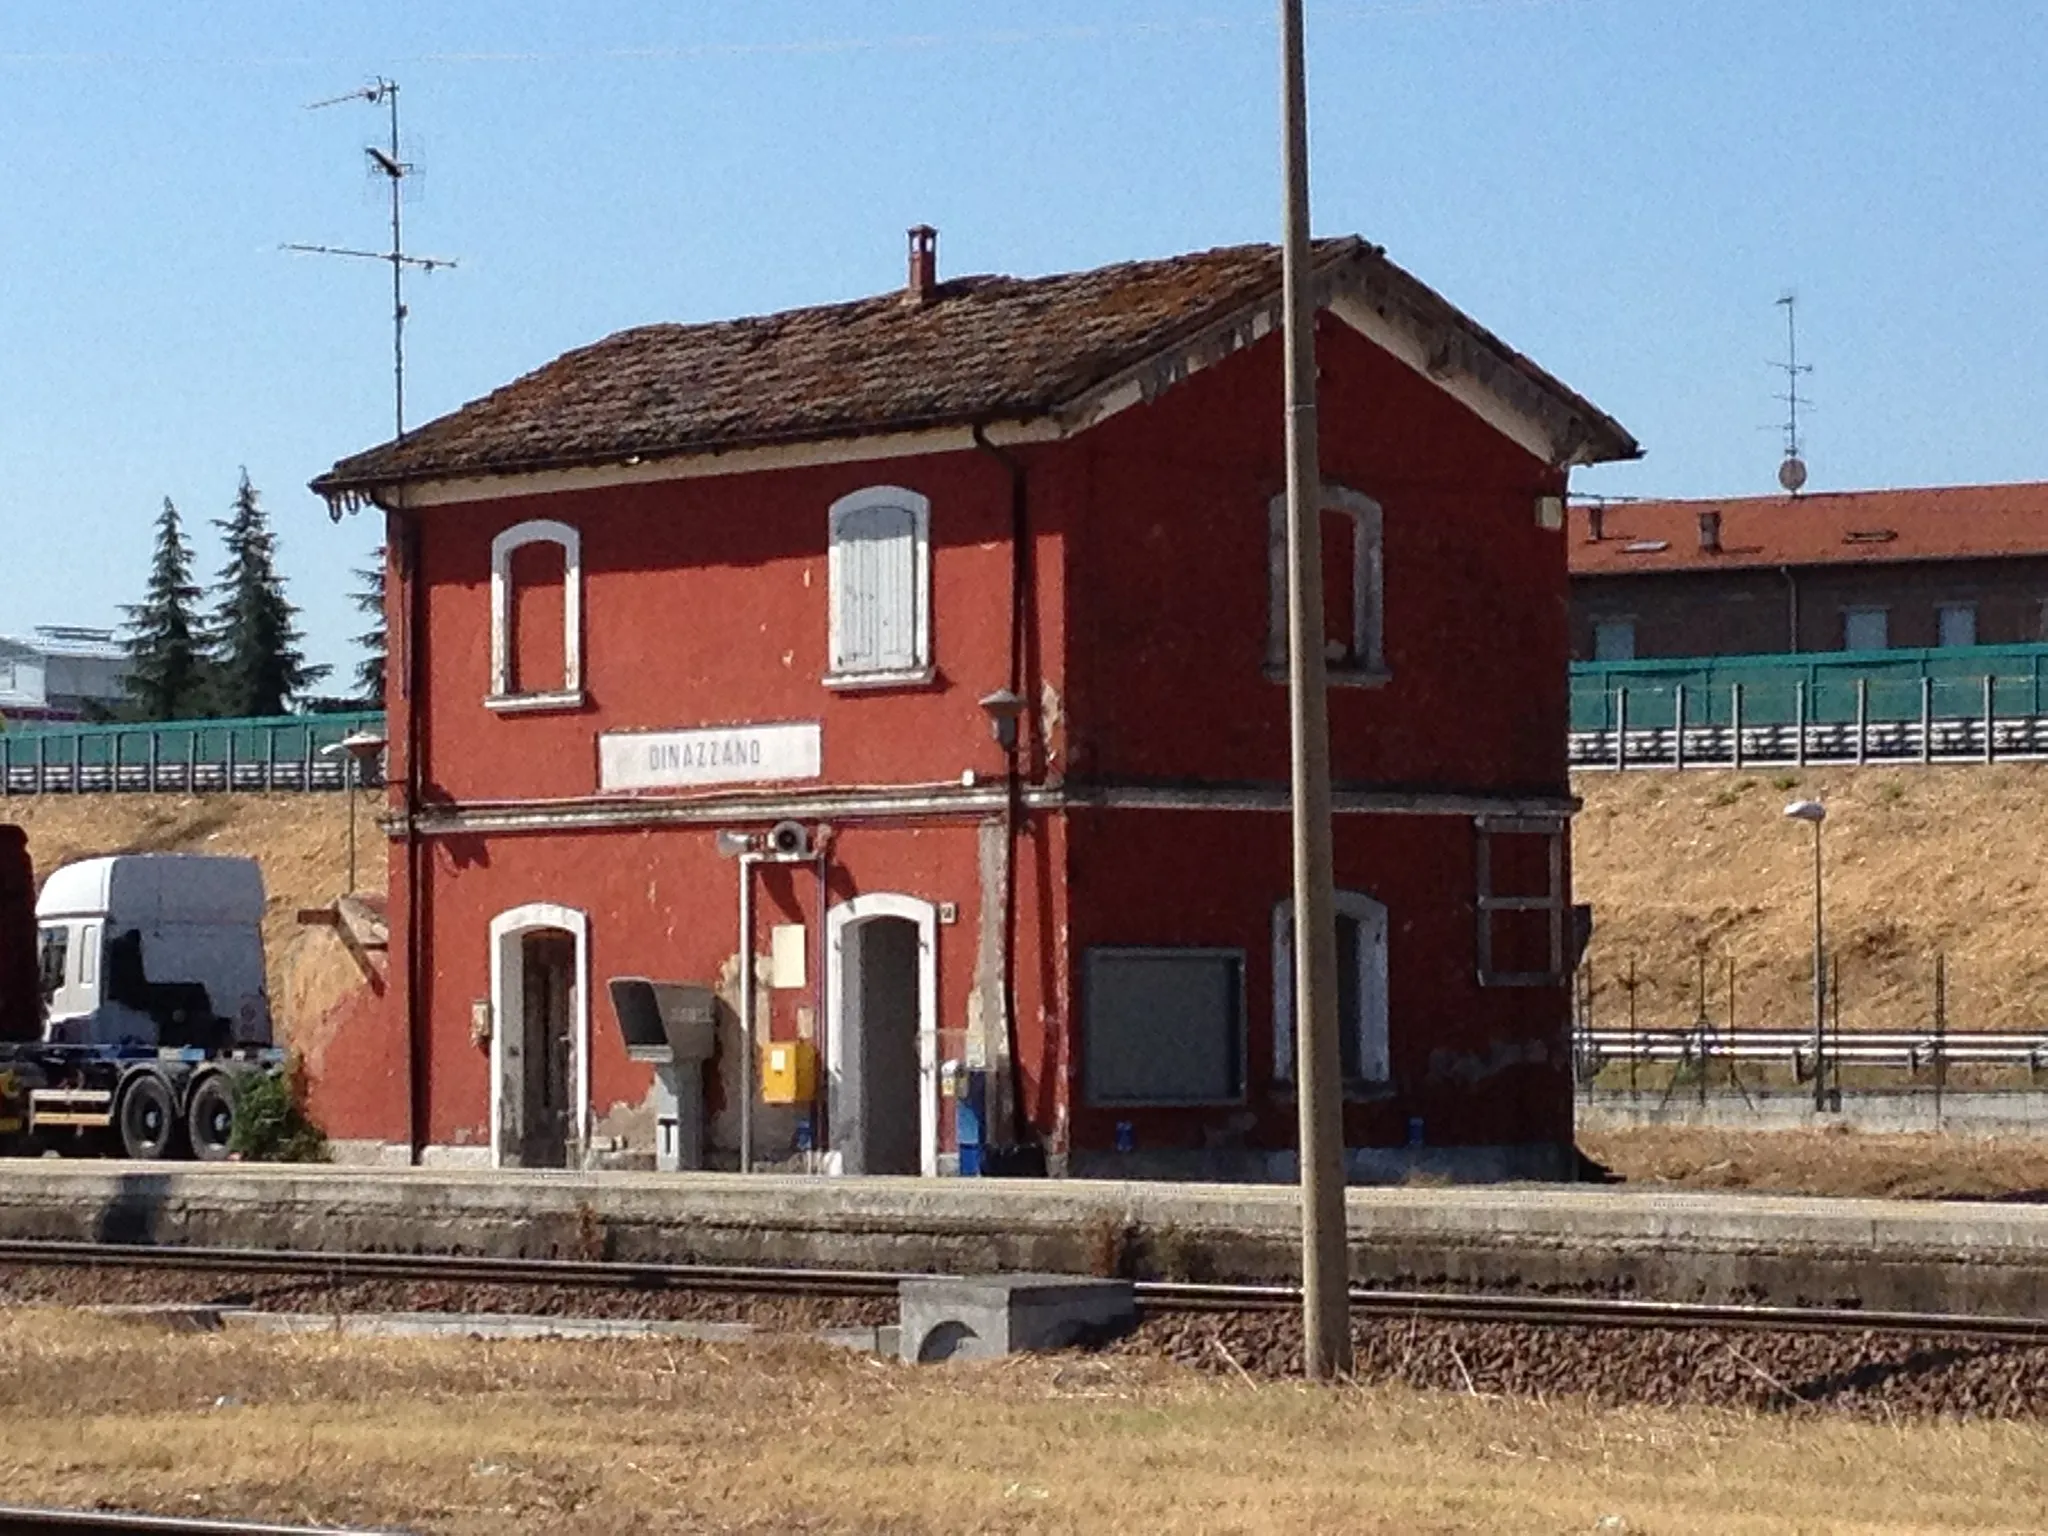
1279 0 1351 1381
287 78 457 443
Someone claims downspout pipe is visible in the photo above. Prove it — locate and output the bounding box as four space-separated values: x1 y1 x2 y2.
971 422 1035 1160
1779 565 1801 654
394 495 429 1164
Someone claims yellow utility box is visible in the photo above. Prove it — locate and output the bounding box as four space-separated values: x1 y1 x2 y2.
760 1039 818 1105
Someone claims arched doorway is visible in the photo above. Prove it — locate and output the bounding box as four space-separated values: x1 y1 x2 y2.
488 903 591 1169
825 894 937 1175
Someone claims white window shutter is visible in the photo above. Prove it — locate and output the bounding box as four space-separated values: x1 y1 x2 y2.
831 496 924 674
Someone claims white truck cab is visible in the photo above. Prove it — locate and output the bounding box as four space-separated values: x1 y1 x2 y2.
35 854 271 1050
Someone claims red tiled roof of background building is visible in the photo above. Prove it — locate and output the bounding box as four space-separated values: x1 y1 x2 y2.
316 235 1637 501
1569 481 2048 575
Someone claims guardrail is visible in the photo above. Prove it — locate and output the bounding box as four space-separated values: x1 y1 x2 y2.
0 713 384 796
1575 1026 2048 1081
1570 708 2048 769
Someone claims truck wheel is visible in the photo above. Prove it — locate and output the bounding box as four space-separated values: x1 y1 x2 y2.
118 1075 186 1161
187 1076 236 1162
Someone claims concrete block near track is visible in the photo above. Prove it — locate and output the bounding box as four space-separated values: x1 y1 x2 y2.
898 1274 1136 1364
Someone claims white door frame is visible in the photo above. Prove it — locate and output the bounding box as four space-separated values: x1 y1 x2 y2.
824 893 938 1176
487 902 592 1169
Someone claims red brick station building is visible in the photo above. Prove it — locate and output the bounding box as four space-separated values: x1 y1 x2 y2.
308 231 1637 1181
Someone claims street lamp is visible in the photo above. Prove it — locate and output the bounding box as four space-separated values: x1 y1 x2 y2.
1783 799 1828 1111
321 730 387 895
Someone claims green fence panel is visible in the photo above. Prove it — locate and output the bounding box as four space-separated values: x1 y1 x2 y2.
0 711 383 788
1572 645 2048 734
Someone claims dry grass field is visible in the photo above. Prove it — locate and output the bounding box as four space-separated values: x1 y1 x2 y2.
2 1310 2046 1535
1581 1125 2048 1200
1573 764 2048 1035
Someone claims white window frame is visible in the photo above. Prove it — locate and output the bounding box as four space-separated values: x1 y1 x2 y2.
1936 602 1978 649
1267 484 1386 686
487 519 584 712
825 486 933 689
1476 816 1567 988
1272 891 1391 1088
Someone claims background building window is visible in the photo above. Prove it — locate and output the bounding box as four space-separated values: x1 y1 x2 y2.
1591 618 1636 662
489 519 583 709
1272 892 1390 1086
827 486 931 684
1842 606 1889 652
1268 485 1385 683
1937 602 1978 649
1083 948 1245 1105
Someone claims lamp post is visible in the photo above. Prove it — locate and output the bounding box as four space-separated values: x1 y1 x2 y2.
1783 799 1827 1111
321 730 388 895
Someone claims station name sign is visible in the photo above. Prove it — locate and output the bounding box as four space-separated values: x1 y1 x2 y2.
599 722 822 791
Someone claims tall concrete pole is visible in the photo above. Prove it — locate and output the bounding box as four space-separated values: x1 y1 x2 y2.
1280 0 1352 1380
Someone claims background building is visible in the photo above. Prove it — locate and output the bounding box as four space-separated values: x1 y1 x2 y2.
1569 483 2048 661
0 628 130 722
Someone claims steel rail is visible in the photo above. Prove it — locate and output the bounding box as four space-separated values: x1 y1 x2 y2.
1139 1279 2048 1343
5 1237 2048 1346
0 1238 903 1297
0 1507 402 1535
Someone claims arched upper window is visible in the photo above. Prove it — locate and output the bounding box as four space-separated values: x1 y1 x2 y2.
488 519 583 711
827 486 932 686
1272 890 1390 1086
1266 485 1386 684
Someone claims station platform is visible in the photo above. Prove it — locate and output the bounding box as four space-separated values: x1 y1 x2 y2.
2 1162 2046 1315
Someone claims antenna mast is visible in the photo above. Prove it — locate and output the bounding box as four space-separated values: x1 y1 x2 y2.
1773 292 1812 494
286 78 457 446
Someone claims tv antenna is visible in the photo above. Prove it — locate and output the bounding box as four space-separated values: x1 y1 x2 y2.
1772 291 1812 494
284 78 457 447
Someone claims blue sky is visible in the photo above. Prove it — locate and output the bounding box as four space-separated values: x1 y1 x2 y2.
4 1 2047 679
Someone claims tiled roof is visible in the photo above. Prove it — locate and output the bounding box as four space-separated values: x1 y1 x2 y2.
1569 482 2048 575
315 237 1636 501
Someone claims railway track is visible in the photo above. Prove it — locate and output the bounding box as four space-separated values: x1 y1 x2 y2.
0 1508 399 1535
1 1237 2042 1345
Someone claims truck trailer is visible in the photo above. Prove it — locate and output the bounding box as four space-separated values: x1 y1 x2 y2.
0 825 285 1160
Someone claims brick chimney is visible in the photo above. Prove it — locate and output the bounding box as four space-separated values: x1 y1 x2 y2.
1586 503 1605 542
906 225 938 305
1697 509 1722 554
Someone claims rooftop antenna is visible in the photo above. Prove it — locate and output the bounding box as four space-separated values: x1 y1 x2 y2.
285 78 457 460
1772 291 1811 494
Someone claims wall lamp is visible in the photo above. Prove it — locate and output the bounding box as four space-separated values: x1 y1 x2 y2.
979 688 1024 751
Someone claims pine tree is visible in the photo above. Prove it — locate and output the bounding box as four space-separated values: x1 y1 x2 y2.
351 549 387 707
205 469 330 717
121 498 207 721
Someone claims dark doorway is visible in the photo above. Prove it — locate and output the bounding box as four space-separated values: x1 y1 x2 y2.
848 916 921 1175
519 930 576 1168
